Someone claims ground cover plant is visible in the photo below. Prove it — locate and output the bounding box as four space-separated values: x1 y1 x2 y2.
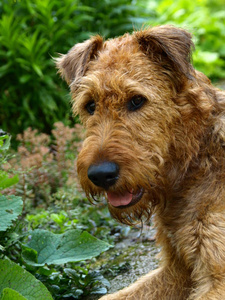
0 130 116 299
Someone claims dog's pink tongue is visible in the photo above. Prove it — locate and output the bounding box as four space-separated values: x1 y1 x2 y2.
107 191 132 207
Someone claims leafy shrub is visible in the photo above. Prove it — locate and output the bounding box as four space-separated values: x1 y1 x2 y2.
0 0 151 136
0 134 52 300
6 122 83 208
149 0 225 80
0 133 22 233
1 0 224 136
0 132 112 299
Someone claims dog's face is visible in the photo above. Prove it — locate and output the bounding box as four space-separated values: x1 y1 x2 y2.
57 26 211 224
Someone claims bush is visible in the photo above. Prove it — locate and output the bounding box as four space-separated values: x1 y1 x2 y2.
0 131 112 299
149 0 225 80
1 0 224 137
0 0 150 137
6 122 83 208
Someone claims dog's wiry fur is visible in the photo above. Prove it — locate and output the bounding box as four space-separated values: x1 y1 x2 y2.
56 26 225 299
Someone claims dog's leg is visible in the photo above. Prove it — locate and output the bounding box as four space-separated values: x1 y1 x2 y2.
100 266 191 300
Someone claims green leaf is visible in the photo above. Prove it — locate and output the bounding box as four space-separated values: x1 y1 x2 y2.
23 229 112 266
0 135 11 152
32 63 43 77
0 195 23 231
19 74 31 84
21 246 38 265
0 173 19 191
1 288 27 300
0 259 53 300
194 51 219 63
0 63 12 78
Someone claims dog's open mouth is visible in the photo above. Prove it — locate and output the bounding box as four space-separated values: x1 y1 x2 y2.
107 188 144 208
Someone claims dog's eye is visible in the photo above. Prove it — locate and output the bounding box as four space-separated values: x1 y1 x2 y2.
128 95 146 112
85 101 95 115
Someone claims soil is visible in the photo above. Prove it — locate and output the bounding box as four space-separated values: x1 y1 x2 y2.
86 223 160 299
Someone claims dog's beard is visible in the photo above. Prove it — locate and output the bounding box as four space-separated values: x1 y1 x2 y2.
77 137 167 225
80 176 164 226
107 184 164 226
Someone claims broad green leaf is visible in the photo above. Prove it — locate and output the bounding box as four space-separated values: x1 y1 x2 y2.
0 173 19 191
23 229 112 266
21 247 38 265
1 288 26 300
0 259 53 300
0 195 23 231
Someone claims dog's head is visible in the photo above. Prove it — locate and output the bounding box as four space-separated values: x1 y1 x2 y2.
56 26 213 225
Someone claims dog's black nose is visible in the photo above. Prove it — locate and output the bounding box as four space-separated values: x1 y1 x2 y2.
88 162 119 189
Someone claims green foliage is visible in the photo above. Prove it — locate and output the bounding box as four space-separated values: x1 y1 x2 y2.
35 265 110 299
0 135 19 192
0 130 114 299
0 174 19 191
22 229 112 266
0 195 23 231
76 0 153 38
0 134 11 152
8 123 83 208
1 288 27 300
0 134 23 232
0 259 53 300
0 0 150 136
149 0 225 80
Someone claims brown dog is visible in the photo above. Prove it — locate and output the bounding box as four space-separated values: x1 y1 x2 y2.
56 25 225 299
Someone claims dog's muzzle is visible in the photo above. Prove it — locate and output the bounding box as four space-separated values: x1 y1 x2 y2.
87 161 144 208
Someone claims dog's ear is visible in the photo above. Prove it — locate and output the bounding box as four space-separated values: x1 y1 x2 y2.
135 26 194 79
56 35 103 85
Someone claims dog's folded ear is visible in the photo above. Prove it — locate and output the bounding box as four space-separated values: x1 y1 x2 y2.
135 25 194 79
55 35 103 85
